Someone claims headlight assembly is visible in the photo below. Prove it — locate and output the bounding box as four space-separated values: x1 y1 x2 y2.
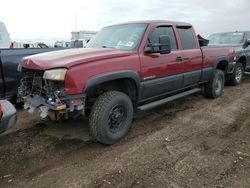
43 68 67 81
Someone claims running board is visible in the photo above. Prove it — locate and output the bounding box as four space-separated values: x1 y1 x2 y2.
138 88 201 111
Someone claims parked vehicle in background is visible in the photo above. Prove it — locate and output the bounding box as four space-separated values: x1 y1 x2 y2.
70 39 85 48
207 31 250 85
71 30 97 48
19 20 236 145
0 48 64 100
12 41 49 48
0 22 66 100
0 100 16 133
0 22 11 48
54 41 70 48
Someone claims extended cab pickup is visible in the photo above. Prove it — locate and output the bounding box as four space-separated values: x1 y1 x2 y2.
207 31 250 85
19 20 236 144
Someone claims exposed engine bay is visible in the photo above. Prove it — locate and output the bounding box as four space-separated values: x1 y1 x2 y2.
18 68 85 119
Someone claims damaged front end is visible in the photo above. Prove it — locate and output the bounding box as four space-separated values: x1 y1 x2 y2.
18 68 85 120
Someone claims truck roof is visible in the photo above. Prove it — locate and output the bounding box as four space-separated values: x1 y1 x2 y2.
107 20 192 27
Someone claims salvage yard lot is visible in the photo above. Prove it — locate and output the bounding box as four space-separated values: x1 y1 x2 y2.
1 76 250 188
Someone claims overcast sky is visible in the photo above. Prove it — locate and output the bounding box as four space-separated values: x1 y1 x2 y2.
1 0 250 42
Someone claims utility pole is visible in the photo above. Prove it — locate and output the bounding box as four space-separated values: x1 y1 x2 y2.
74 14 77 31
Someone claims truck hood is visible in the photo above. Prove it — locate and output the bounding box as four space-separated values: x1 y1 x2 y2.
21 48 133 70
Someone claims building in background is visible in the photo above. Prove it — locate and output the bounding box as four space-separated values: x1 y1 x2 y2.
71 30 97 48
0 22 11 48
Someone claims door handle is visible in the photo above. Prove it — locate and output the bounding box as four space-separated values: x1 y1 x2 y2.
176 56 183 62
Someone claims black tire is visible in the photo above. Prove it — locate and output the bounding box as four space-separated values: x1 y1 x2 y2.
204 69 225 98
89 91 133 145
228 63 244 86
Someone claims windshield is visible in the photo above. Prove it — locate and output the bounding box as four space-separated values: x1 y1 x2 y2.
207 32 244 45
86 23 147 51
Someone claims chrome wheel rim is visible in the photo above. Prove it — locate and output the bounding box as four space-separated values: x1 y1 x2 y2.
235 66 243 82
215 76 223 95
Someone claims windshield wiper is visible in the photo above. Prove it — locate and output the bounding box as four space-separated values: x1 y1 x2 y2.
102 46 116 49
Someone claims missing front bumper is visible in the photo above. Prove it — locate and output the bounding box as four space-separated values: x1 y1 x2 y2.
23 94 85 120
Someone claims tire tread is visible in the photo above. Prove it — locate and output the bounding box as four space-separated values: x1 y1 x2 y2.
89 91 133 144
204 69 225 98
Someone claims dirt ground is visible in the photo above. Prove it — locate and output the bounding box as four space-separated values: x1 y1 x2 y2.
1 75 250 188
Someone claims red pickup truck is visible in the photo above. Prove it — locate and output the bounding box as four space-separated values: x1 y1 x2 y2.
19 20 235 144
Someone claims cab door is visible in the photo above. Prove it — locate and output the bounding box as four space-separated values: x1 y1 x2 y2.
139 25 184 100
176 26 203 87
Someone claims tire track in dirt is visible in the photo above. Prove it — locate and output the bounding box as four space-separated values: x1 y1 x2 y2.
86 78 250 188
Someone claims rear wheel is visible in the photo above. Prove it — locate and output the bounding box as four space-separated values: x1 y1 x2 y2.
89 91 133 145
204 69 225 98
228 63 244 86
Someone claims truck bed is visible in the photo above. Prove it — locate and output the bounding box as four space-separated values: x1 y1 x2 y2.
201 45 235 70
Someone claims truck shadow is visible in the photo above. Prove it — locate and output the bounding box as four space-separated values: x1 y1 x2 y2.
43 119 92 141
0 92 200 185
1 92 199 145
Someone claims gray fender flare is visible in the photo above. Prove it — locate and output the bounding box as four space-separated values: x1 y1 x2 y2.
214 56 229 72
84 70 141 94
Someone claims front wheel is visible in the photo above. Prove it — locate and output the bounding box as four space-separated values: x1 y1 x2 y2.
228 63 244 86
89 91 133 145
204 69 225 98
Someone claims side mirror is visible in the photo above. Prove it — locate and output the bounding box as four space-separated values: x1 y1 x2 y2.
144 35 171 54
159 35 171 54
247 39 250 45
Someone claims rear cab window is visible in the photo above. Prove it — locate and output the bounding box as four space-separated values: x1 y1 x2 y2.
176 26 197 49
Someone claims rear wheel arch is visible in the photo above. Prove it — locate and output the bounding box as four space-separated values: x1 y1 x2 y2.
215 58 229 73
